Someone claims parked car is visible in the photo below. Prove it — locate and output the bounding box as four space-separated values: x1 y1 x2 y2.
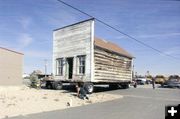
146 79 152 84
144 75 152 84
136 78 146 85
166 78 180 88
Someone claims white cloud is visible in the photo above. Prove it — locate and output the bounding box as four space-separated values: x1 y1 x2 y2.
24 50 51 58
115 32 180 40
164 46 180 56
135 32 180 38
18 33 33 49
17 17 32 29
115 35 127 39
0 33 33 51
0 40 14 49
35 6 79 27
23 50 52 74
48 11 78 27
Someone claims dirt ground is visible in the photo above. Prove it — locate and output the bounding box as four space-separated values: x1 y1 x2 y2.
0 86 122 119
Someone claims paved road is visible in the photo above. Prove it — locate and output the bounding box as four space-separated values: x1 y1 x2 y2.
8 85 180 119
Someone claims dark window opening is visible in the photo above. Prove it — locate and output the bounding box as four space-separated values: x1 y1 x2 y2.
67 57 73 79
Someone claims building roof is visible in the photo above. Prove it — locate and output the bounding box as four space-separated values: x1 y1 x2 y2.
53 18 95 31
94 37 133 58
0 47 24 55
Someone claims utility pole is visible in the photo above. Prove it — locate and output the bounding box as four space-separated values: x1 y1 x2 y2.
44 59 48 77
135 72 138 78
132 64 135 79
146 70 150 78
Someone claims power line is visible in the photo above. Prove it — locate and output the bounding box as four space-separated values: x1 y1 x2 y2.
56 0 179 60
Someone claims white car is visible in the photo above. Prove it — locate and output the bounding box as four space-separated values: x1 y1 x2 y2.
136 78 147 85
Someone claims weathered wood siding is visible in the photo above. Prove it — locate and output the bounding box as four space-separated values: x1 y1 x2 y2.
94 46 132 82
53 20 94 82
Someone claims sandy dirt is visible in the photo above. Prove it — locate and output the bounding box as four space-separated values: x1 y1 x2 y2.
0 86 122 119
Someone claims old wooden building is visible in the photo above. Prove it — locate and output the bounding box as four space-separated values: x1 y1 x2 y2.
0 47 23 85
52 18 133 92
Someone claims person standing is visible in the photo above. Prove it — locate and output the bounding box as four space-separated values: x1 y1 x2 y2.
152 77 155 89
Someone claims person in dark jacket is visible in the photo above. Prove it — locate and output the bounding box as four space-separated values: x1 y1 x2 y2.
79 86 89 100
134 80 137 88
152 77 155 89
76 83 89 100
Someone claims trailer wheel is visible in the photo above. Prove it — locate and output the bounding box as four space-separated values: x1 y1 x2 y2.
46 81 53 89
53 82 63 90
84 83 94 94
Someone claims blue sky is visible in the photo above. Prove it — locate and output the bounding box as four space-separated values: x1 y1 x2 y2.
0 0 180 76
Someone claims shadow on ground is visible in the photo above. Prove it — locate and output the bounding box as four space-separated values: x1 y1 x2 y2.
157 85 180 89
41 84 128 93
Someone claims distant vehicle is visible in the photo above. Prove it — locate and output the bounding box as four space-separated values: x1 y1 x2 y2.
136 78 146 85
168 75 179 79
145 75 152 84
146 79 152 84
161 75 180 88
155 75 166 84
166 78 180 88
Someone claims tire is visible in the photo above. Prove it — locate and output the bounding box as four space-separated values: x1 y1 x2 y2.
53 82 63 90
46 81 53 89
84 83 94 94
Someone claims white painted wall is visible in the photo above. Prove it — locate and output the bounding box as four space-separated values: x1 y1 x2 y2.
53 19 94 82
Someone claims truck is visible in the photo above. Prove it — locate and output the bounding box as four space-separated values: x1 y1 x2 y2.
44 18 134 93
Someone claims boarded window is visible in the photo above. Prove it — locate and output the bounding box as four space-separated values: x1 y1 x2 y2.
78 55 86 74
56 58 63 75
